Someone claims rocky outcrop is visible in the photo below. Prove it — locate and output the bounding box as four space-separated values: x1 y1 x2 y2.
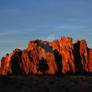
0 37 92 75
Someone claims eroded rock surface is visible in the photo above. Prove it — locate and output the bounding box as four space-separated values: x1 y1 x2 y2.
0 37 92 75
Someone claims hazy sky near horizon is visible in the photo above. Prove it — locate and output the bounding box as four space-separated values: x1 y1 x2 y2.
0 0 92 57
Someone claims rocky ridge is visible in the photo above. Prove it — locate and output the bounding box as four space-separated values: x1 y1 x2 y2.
0 37 92 75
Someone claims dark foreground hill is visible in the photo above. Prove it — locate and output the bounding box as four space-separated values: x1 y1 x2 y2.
0 75 92 92
0 37 92 75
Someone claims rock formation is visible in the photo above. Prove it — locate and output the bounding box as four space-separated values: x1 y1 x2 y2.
0 37 92 75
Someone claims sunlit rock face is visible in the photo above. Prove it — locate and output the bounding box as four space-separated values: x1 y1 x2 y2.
50 37 75 74
0 37 92 75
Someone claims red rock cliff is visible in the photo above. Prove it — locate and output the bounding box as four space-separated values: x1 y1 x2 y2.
0 37 92 75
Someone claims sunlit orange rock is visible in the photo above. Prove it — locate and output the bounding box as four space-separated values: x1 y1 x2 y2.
50 37 75 74
88 49 92 72
27 40 58 75
0 37 92 75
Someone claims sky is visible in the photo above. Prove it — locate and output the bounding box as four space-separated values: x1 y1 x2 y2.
0 0 92 58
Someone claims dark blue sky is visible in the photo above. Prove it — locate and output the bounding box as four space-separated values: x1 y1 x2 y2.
0 0 92 57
